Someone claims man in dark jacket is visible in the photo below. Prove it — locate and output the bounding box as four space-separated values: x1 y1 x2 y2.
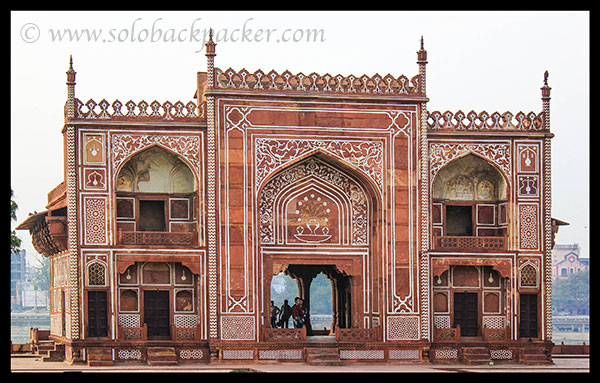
279 299 292 328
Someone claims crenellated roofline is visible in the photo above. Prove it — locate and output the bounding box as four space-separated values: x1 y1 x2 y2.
211 67 424 98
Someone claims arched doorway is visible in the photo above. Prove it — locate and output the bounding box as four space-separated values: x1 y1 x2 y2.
259 154 380 336
269 265 350 336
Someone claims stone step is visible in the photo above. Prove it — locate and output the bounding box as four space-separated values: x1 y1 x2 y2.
87 347 114 367
522 352 552 365
306 348 342 366
147 347 178 366
35 344 55 352
462 347 491 365
42 344 64 362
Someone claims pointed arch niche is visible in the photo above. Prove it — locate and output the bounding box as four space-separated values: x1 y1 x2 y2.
431 153 509 251
115 145 199 247
258 154 382 332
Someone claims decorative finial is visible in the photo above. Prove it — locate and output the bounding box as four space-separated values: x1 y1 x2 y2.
417 35 427 64
541 70 551 100
67 55 75 74
205 27 216 57
66 55 76 84
65 55 77 120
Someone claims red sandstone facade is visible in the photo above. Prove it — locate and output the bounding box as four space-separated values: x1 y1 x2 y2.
18 35 557 365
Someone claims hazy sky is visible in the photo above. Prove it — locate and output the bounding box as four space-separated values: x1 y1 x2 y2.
11 11 589 262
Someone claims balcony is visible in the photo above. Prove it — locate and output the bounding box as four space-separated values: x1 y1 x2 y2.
433 326 461 342
118 231 197 247
433 236 507 252
262 327 307 342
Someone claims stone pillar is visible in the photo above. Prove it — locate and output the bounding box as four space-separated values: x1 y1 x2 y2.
204 29 219 343
417 36 431 342
541 71 553 341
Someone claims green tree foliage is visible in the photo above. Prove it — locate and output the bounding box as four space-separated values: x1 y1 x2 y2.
270 272 299 308
10 189 22 252
309 273 332 315
553 269 589 314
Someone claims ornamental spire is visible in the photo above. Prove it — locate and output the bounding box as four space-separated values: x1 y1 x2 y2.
65 55 77 120
541 70 551 98
417 35 427 64
541 70 551 131
417 36 428 96
205 27 216 57
205 28 217 88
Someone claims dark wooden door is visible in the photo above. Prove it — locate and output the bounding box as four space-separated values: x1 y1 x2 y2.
454 292 478 337
87 290 108 337
60 290 66 336
144 290 170 338
519 293 538 338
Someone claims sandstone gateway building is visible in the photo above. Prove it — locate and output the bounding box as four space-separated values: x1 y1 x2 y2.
18 35 560 365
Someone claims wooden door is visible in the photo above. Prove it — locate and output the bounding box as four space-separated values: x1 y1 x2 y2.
519 293 538 338
87 290 109 338
144 290 170 338
454 292 478 337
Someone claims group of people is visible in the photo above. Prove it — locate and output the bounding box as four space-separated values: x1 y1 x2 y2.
270 297 307 329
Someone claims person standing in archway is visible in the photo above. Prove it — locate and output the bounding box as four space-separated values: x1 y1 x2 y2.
279 299 292 328
270 301 281 328
292 297 305 328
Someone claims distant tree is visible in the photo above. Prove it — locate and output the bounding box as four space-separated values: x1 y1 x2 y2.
309 273 332 315
271 273 299 307
10 189 22 252
30 254 50 291
553 269 589 314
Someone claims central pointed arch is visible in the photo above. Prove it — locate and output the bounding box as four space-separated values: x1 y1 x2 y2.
258 152 382 333
258 155 373 246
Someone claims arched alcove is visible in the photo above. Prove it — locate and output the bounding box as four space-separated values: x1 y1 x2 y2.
432 153 507 202
431 154 509 250
259 154 380 334
116 145 196 193
115 146 199 246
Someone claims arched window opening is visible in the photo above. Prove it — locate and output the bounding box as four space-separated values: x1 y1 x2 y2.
432 154 509 251
270 272 299 329
520 264 538 288
88 262 106 286
309 272 333 332
115 146 198 246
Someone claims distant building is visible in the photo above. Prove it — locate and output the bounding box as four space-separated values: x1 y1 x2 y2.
10 249 27 310
21 286 50 309
11 249 50 310
552 244 588 279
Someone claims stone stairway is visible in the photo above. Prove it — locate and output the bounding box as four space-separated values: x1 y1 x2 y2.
521 345 552 365
33 340 65 362
87 347 114 366
462 347 491 365
147 347 178 366
306 347 342 366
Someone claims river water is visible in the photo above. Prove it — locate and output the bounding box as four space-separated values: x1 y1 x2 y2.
10 311 50 344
